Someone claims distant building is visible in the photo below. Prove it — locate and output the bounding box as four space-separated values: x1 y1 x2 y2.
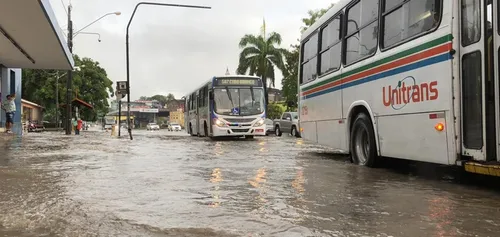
21 99 44 123
169 109 185 128
267 88 282 102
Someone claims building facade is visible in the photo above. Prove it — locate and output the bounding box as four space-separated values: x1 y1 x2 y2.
21 99 44 123
169 109 185 128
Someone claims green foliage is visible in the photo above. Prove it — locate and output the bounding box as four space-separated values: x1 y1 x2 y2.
281 45 300 109
22 54 114 122
267 103 286 120
301 3 335 33
139 93 176 107
236 19 286 107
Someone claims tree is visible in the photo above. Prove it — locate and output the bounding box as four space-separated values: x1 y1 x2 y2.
138 93 176 107
281 45 300 108
301 3 335 33
22 54 114 122
236 19 286 106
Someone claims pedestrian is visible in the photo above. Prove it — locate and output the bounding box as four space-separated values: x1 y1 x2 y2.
72 117 78 135
1 94 16 134
76 118 83 135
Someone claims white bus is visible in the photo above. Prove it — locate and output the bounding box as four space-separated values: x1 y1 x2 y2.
298 0 500 176
185 75 267 138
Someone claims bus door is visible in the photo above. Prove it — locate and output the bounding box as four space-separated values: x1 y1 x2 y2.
492 0 500 162
460 0 498 161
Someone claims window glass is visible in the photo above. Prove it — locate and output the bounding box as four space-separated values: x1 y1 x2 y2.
303 33 318 60
347 1 379 36
321 17 341 50
346 22 379 64
301 57 318 83
462 51 483 149
385 0 404 10
383 0 440 48
461 0 481 46
320 43 342 74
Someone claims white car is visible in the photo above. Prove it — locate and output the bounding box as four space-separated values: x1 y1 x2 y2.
146 123 160 131
168 123 182 131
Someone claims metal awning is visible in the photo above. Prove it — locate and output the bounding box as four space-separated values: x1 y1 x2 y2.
0 0 74 70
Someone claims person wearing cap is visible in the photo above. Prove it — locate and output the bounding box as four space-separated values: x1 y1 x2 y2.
1 94 16 134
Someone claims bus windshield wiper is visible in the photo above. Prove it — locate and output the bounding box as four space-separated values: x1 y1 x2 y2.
225 86 236 113
250 86 255 106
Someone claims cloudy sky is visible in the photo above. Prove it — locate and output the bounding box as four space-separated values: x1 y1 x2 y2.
49 0 338 100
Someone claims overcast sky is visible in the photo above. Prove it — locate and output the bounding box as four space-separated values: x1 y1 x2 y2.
49 0 338 100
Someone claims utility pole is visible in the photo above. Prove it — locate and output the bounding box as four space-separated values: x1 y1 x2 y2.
65 4 74 135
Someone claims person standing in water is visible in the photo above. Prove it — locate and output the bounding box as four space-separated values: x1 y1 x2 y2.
76 118 83 135
1 94 16 134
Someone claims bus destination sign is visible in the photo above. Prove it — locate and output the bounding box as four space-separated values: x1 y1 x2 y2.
215 78 262 86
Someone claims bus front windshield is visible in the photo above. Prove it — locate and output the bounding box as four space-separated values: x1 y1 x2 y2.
214 87 265 116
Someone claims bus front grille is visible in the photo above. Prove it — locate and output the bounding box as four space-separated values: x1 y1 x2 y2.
224 118 255 123
231 129 250 133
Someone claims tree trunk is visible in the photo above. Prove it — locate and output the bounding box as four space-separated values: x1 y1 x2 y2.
263 82 269 114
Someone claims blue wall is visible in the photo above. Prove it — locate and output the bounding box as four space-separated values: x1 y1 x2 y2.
1 67 22 135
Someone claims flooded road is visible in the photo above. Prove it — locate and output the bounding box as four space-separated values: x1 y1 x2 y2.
1 130 500 237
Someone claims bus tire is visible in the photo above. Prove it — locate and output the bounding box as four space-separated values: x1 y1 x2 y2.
350 113 377 167
291 126 300 138
275 126 282 136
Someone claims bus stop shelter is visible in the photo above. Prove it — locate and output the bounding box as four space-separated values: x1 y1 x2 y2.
0 0 74 134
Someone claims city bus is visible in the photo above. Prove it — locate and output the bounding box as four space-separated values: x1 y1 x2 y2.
298 0 500 176
185 75 266 138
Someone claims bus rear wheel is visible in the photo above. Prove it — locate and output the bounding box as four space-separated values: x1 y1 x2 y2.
350 113 377 167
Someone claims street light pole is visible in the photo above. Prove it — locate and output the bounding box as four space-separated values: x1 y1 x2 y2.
64 6 120 135
126 2 211 140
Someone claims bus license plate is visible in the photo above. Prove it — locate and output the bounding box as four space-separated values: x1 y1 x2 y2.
255 129 264 133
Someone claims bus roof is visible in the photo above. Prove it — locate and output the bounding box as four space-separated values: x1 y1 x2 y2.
301 0 349 41
214 75 260 79
185 75 262 97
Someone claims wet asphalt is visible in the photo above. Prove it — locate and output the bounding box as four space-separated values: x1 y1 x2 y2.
0 129 500 237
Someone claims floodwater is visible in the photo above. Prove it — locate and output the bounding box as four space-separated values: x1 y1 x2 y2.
0 129 499 237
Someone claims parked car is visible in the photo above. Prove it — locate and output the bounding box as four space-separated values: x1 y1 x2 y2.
273 112 301 138
168 123 182 131
265 118 274 135
146 123 160 131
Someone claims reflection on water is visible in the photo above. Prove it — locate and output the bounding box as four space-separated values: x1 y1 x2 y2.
291 168 305 194
214 142 224 156
210 168 223 208
428 197 455 237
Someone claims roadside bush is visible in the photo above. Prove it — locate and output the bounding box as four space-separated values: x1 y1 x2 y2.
267 103 286 119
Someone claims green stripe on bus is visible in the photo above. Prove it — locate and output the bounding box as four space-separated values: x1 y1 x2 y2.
302 34 453 92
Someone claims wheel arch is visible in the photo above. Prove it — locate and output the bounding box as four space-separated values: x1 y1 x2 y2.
346 100 380 155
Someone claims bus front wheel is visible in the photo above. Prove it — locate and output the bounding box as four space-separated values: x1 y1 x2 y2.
350 113 377 167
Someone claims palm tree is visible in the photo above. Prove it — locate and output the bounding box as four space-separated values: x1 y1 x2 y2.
236 19 286 106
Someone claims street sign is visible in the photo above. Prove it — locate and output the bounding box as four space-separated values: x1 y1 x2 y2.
116 81 128 97
116 91 124 100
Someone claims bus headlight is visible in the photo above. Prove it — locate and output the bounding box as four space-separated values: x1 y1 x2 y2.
253 118 265 127
214 118 226 127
